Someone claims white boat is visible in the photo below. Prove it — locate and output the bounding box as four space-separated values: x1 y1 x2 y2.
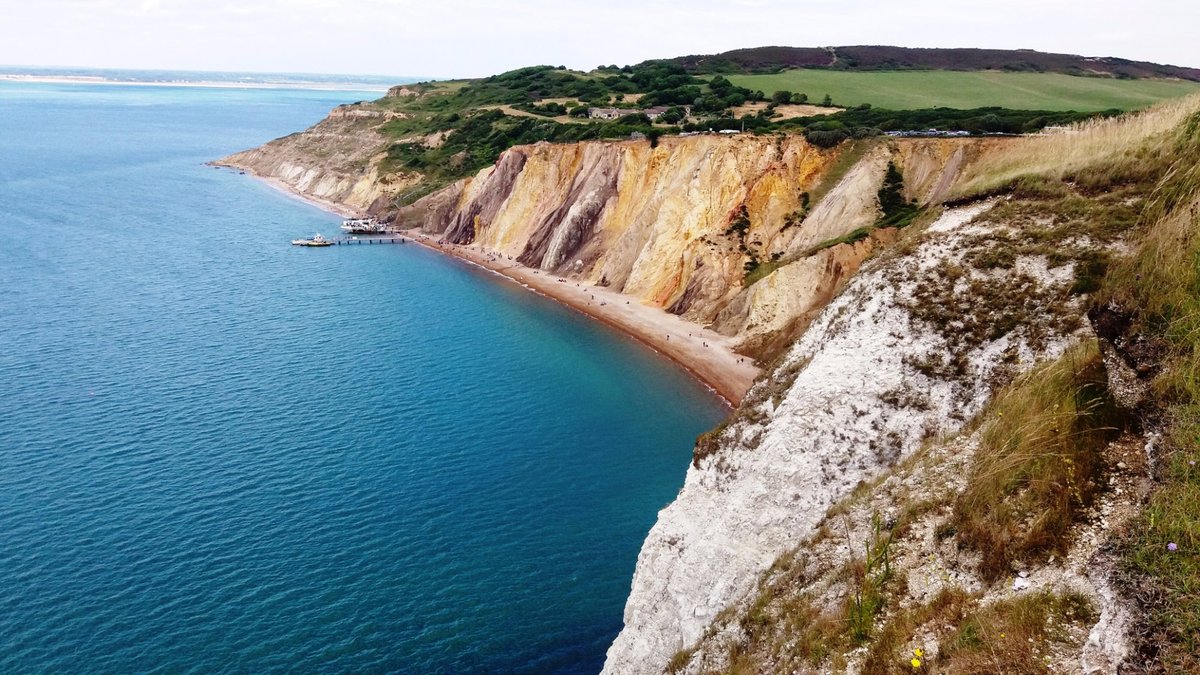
291 233 334 247
340 217 385 234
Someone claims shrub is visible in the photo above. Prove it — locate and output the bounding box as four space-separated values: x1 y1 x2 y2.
658 106 686 124
806 128 849 148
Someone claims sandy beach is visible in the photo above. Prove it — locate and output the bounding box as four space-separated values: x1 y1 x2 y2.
236 168 760 406
405 234 760 406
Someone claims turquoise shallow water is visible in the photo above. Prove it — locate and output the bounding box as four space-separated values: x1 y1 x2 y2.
0 82 727 673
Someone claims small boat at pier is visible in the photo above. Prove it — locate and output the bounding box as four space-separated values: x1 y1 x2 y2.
291 233 333 247
340 217 386 234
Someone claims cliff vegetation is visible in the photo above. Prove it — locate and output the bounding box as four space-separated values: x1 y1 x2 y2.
658 94 1200 675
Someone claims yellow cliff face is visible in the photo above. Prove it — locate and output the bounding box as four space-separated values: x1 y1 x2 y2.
225 107 1009 362
715 230 898 361
893 137 1010 205
400 134 887 357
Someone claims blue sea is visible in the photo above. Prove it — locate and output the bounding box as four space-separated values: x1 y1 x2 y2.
0 81 727 673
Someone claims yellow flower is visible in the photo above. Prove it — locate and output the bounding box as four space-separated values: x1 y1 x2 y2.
914 648 924 658
911 657 922 668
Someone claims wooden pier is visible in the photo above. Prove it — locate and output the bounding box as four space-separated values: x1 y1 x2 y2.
291 234 411 248
304 236 408 247
332 235 407 246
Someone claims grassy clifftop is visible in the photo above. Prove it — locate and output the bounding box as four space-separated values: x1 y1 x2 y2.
227 47 1196 215
354 52 1197 207
725 70 1200 111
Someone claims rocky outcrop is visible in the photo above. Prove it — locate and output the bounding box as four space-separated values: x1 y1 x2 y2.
893 137 1011 205
602 198 1093 673
442 150 529 244
390 135 904 354
218 103 419 211
711 230 896 356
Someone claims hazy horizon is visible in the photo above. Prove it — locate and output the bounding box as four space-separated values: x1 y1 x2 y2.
0 66 421 93
1 1 1196 80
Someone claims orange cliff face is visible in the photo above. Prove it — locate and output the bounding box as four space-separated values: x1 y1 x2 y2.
222 109 995 362
391 135 896 360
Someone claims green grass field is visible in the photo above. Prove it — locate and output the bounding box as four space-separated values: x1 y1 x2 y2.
725 71 1200 111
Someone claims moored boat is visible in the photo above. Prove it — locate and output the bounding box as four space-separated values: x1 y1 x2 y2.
340 217 385 234
291 233 333 247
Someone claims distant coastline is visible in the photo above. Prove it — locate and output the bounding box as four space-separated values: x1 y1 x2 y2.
0 68 419 93
0 74 392 92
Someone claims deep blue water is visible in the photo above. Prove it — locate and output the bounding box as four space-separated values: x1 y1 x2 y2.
0 82 726 673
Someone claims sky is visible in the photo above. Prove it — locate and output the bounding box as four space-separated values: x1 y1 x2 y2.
1 0 1196 79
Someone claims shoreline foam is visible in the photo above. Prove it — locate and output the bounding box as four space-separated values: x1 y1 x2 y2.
222 163 759 406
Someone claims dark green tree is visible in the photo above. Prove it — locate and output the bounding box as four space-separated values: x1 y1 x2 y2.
723 92 747 108
877 161 906 215
709 75 734 94
659 107 686 124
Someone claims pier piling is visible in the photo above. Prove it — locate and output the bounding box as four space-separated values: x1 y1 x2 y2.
322 236 406 247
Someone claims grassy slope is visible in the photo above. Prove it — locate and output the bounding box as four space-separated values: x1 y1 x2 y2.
675 96 1200 674
1100 109 1200 671
952 94 1200 671
726 71 1200 111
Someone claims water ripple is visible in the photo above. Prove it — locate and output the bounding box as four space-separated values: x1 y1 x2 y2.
0 83 726 674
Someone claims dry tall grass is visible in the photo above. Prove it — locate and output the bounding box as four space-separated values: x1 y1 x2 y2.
953 341 1121 582
937 591 1096 674
1101 111 1200 401
951 94 1200 199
